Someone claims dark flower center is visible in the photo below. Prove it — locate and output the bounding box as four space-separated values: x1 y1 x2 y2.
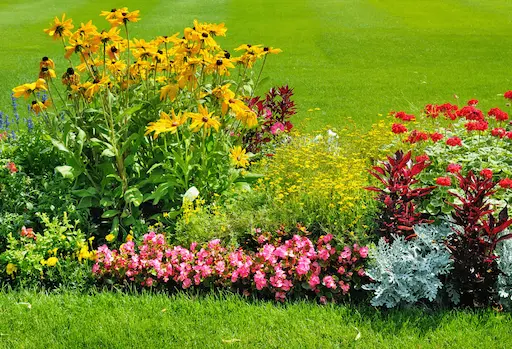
66 67 75 75
216 59 223 66
42 56 49 61
202 117 209 122
202 32 208 38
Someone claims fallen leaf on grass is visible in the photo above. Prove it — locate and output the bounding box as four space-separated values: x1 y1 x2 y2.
161 308 167 313
222 339 241 344
16 302 31 309
352 326 361 341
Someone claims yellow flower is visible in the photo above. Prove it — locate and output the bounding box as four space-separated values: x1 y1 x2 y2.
44 13 74 40
46 257 59 267
126 234 134 242
230 146 250 168
78 245 91 262
106 233 115 242
12 79 47 99
84 75 110 99
6 263 17 276
145 109 188 139
159 84 179 101
188 105 221 134
262 46 282 55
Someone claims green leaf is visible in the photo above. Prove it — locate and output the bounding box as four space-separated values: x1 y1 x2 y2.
51 139 70 153
101 148 116 157
77 196 93 209
72 187 98 198
124 187 143 207
55 165 74 179
102 210 120 219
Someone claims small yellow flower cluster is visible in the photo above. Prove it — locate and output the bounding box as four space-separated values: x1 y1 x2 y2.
254 120 394 239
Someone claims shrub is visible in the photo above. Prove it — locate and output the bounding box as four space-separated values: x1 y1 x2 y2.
363 223 453 308
0 132 89 252
496 237 512 308
366 150 436 241
13 8 284 240
0 213 96 289
445 171 512 307
93 229 369 303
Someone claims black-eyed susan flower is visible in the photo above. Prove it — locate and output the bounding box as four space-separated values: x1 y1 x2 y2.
95 27 122 44
145 109 188 139
188 105 221 134
39 56 55 69
262 46 282 55
159 83 179 101
230 146 250 168
31 100 49 115
38 67 56 80
106 43 123 60
207 55 235 76
44 14 74 40
84 75 110 99
12 79 47 99
111 8 140 27
61 67 80 86
72 20 98 39
106 60 127 75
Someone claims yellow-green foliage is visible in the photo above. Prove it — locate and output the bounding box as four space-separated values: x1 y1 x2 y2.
252 119 394 241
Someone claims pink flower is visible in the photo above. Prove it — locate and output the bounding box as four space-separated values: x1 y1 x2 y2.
319 296 327 305
340 246 351 260
309 275 320 289
182 278 192 289
270 122 285 135
254 271 267 290
323 275 337 289
340 282 350 294
359 246 369 258
296 256 311 275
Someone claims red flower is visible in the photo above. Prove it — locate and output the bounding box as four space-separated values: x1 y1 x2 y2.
488 107 509 122
491 128 506 138
499 178 512 189
436 177 452 186
394 111 415 121
504 90 512 100
21 226 36 240
446 136 462 146
457 106 484 121
415 154 429 163
464 120 488 132
467 99 478 106
5 162 17 173
405 130 429 143
480 168 493 179
506 132 512 139
424 104 440 118
391 123 408 134
447 163 462 173
430 132 443 142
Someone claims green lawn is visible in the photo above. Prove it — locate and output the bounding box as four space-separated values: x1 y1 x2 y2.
2 1 512 347
2 0 512 130
0 291 511 348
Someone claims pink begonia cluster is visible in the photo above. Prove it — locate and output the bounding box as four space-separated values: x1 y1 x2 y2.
93 232 368 302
